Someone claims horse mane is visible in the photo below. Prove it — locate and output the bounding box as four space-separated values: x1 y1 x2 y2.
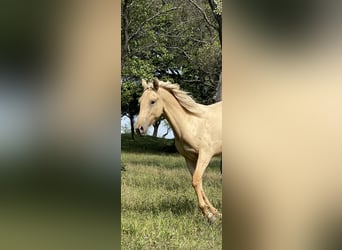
157 80 202 115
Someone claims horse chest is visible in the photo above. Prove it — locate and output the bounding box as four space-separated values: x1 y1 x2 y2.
175 138 198 160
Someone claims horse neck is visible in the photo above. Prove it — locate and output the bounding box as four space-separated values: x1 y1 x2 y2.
159 88 196 139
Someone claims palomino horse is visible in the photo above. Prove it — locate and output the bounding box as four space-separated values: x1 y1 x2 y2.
135 78 222 222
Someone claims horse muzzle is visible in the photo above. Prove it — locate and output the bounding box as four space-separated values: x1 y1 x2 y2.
135 125 145 136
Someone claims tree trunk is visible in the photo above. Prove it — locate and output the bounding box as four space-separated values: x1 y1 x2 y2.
152 120 161 137
208 0 222 46
215 72 222 102
121 0 130 65
162 127 171 138
129 114 135 140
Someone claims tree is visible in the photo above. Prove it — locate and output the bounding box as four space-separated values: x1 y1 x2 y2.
152 119 161 137
161 119 172 138
207 0 222 102
121 81 142 140
207 0 222 45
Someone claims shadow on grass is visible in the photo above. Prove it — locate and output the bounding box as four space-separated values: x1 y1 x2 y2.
121 134 177 155
158 198 196 215
135 196 197 215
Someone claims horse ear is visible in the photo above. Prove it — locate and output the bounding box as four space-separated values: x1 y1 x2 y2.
152 78 159 90
142 79 148 89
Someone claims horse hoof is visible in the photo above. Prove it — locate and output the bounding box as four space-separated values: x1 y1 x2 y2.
207 212 217 224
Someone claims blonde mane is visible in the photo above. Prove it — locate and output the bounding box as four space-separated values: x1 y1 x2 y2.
158 80 202 114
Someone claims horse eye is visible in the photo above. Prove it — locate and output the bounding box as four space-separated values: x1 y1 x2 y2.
151 100 155 105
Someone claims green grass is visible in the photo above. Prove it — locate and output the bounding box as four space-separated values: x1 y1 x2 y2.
121 134 222 249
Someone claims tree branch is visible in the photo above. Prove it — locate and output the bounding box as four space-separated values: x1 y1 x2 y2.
207 0 222 45
187 0 218 31
168 46 192 61
128 6 180 43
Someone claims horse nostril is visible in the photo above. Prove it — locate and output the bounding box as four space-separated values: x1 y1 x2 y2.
135 126 144 136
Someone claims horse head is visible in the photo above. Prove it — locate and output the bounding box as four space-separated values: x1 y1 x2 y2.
135 79 163 135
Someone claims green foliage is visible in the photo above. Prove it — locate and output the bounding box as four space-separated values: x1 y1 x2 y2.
122 58 155 81
213 0 222 15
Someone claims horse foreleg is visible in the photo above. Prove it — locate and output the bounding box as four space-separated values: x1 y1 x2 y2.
202 190 222 218
192 153 219 222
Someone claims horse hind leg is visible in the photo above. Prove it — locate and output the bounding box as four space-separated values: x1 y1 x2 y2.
185 158 195 176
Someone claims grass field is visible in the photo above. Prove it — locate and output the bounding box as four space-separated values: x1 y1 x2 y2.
121 134 222 249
